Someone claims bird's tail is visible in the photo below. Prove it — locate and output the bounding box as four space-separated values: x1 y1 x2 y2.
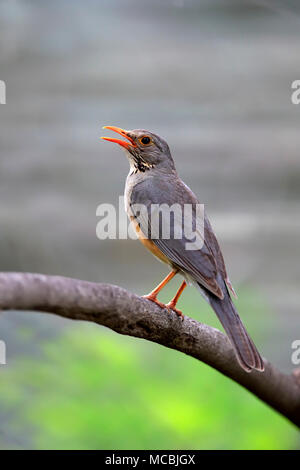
206 284 264 372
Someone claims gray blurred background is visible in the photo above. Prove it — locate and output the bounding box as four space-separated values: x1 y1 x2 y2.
0 0 299 373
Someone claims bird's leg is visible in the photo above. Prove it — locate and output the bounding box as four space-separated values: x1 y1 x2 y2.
143 269 178 309
166 281 187 319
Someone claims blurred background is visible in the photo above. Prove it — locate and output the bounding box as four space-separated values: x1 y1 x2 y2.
0 0 299 450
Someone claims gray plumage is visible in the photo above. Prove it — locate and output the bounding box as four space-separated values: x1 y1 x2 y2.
104 127 264 372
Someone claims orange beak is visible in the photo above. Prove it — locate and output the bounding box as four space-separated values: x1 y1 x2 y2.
101 126 136 150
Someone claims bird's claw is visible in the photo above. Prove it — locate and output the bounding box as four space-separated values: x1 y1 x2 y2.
165 302 184 321
142 295 184 320
142 295 166 310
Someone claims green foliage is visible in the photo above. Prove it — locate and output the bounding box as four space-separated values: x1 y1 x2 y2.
0 289 298 450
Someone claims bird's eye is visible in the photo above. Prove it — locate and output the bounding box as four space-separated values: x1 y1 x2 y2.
140 136 151 146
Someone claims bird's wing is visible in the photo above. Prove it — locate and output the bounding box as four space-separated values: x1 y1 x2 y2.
154 237 224 299
129 177 226 299
204 214 237 298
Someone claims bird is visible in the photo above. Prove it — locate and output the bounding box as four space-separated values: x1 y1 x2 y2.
101 126 264 373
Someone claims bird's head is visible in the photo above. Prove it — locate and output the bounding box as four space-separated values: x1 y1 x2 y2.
101 126 175 173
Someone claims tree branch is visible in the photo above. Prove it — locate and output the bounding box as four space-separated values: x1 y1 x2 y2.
0 272 299 427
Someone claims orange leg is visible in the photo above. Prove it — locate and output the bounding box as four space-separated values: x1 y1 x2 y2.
143 269 178 309
166 281 187 319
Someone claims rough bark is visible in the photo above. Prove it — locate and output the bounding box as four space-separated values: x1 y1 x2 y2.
0 272 299 427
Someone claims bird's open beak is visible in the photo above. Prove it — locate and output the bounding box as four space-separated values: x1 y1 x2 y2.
101 126 136 149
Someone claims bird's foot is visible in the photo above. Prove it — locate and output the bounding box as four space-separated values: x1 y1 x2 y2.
142 295 184 320
142 294 167 310
165 301 184 320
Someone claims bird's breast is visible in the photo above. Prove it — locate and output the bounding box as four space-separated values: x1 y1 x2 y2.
128 214 171 265
124 181 170 265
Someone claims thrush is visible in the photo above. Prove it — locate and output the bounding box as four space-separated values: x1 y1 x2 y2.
101 126 264 373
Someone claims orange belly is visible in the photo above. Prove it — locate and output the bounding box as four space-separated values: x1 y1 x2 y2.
130 216 170 265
